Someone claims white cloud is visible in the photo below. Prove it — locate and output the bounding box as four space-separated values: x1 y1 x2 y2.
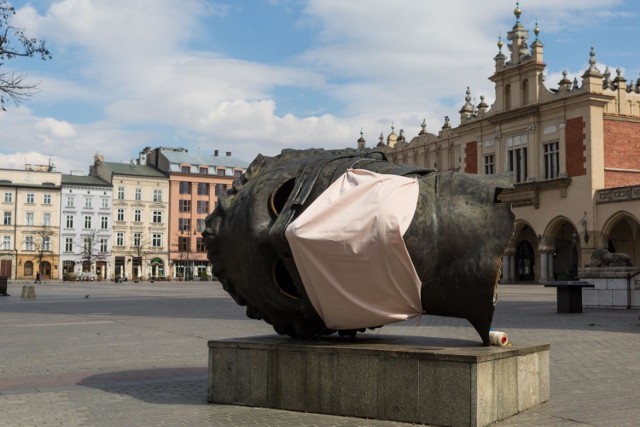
3 0 633 172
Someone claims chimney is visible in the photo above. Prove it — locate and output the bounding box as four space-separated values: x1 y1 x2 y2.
214 150 219 157
226 151 232 157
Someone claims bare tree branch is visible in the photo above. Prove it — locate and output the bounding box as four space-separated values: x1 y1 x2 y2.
0 0 51 109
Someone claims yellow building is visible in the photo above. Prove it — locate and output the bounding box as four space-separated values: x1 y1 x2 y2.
373 5 640 283
90 155 170 280
0 164 62 280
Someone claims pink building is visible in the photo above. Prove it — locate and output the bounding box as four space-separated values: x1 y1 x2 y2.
141 147 247 279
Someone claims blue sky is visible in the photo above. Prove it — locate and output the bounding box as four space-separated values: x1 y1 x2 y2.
1 0 638 173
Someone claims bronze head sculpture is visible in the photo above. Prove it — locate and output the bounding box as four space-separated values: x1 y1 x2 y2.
203 148 514 345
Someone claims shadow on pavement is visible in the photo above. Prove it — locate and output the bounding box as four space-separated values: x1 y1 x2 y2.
79 366 209 405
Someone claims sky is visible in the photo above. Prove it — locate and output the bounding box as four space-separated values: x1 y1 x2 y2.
1 0 639 174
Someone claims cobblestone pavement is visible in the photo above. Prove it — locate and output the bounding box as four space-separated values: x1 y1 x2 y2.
1 281 639 426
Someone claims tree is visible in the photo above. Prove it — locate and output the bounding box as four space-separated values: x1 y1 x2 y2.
32 225 54 277
77 230 106 276
172 230 196 280
130 232 150 280
1 0 51 110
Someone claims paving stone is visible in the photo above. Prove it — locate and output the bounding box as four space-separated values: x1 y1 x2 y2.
0 281 639 426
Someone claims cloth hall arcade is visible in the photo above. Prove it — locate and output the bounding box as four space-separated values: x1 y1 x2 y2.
371 5 640 282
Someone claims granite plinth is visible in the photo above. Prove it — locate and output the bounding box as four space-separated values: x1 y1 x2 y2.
208 334 550 427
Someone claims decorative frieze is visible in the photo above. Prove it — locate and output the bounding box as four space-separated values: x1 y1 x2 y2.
596 185 640 203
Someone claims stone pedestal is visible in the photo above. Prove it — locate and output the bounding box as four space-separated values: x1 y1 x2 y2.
208 335 550 427
579 267 640 309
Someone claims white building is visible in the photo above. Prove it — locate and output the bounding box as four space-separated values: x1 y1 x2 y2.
59 174 113 280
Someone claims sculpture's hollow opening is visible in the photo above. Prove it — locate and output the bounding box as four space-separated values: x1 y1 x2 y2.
269 178 296 217
272 258 299 299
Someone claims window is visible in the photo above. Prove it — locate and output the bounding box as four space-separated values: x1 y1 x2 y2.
25 236 34 251
101 198 109 209
117 186 125 199
26 193 35 204
26 212 35 226
152 211 162 223
504 84 511 110
42 213 51 226
66 214 74 228
43 236 50 251
197 183 209 195
117 209 125 221
234 170 242 177
199 167 208 174
66 196 74 207
197 200 209 214
544 141 560 180
196 237 205 252
179 200 191 213
84 238 91 253
506 135 528 183
135 188 142 201
84 197 92 208
84 216 92 229
101 216 108 229
197 218 206 232
484 154 495 175
100 238 108 253
43 194 51 204
116 232 124 246
3 192 11 203
152 233 162 247
2 235 11 250
133 232 141 247
217 168 226 176
134 209 141 222
521 79 529 105
178 218 191 231
153 189 162 202
179 182 191 194
181 166 191 173
178 236 189 251
215 184 227 196
65 237 73 252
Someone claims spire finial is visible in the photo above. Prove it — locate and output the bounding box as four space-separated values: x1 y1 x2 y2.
420 118 426 134
534 20 540 40
514 2 522 23
497 36 503 53
360 127 364 138
589 46 596 66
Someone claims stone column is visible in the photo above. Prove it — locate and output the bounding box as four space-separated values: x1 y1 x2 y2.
539 250 549 282
548 250 555 281
502 254 511 282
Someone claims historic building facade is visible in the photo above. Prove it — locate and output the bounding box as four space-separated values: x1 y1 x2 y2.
90 155 170 280
140 147 248 280
59 174 113 280
372 5 640 283
0 164 62 280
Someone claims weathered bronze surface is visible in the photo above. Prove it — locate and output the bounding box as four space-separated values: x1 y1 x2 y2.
203 148 514 345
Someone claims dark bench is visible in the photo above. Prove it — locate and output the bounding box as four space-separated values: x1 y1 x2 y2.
544 281 594 313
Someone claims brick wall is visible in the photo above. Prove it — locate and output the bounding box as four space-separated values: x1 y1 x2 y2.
603 118 640 187
565 117 587 177
464 141 478 174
